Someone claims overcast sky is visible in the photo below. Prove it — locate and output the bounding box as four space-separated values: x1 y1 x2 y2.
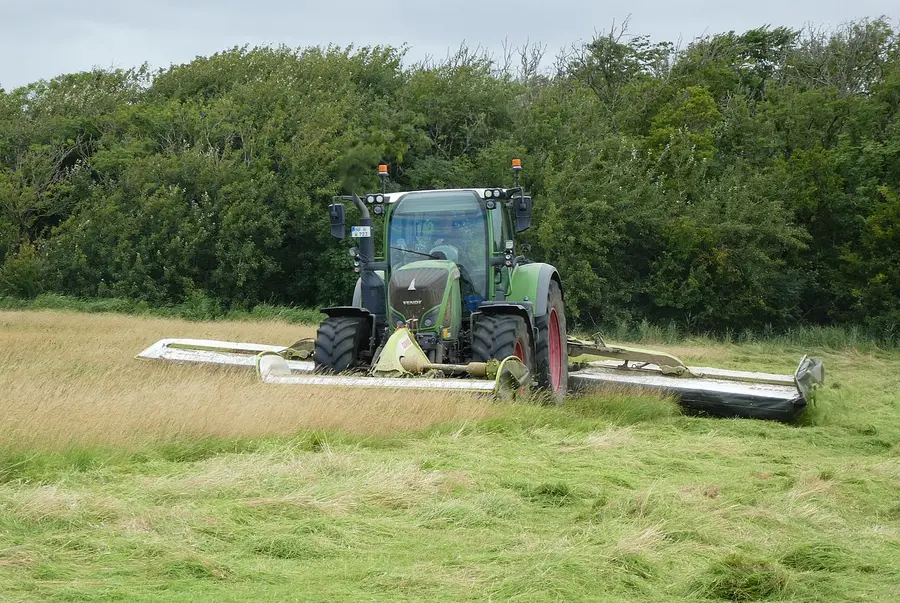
0 0 896 89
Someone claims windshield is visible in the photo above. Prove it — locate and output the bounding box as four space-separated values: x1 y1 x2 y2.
388 191 488 302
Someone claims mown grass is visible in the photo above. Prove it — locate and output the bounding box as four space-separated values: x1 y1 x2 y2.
0 309 898 602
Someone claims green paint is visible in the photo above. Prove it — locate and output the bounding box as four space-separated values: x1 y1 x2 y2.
507 263 556 316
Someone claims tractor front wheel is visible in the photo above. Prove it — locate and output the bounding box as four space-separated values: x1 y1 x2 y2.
313 316 366 374
534 279 568 404
472 314 533 378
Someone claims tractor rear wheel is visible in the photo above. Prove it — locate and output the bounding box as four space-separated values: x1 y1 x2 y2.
471 314 533 377
313 316 366 374
534 280 568 404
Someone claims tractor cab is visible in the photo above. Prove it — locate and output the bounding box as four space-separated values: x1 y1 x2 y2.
320 158 540 367
388 190 490 316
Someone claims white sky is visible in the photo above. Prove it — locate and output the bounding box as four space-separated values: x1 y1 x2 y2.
0 0 896 89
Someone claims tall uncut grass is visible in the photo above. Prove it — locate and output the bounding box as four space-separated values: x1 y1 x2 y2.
591 317 898 350
2 294 896 349
0 310 494 451
0 293 325 325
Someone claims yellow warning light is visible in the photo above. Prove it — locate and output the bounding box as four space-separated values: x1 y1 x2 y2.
511 158 522 170
378 164 389 175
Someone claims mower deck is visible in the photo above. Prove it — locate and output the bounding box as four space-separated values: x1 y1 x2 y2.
136 338 823 422
569 359 819 422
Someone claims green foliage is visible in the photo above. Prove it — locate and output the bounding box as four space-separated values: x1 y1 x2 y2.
0 241 45 297
647 85 723 159
0 20 898 335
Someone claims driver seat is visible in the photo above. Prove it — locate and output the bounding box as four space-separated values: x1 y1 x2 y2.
429 244 459 264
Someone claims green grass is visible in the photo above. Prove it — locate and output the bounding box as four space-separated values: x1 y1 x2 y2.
600 318 899 350
1 338 898 601
0 293 325 325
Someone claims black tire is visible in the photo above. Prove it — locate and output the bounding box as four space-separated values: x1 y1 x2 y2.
313 316 366 374
471 314 533 375
534 279 568 404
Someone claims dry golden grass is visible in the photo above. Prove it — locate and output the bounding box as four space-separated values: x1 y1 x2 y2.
0 310 495 450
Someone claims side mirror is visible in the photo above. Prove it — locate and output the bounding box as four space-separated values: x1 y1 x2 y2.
329 203 346 239
514 195 532 232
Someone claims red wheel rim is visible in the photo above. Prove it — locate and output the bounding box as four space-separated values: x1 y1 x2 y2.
549 308 562 392
514 340 525 362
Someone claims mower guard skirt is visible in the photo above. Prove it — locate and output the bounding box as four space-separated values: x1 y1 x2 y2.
136 338 523 396
136 338 315 373
256 352 521 396
569 356 823 422
260 373 496 392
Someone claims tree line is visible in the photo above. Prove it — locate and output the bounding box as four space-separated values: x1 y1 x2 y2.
0 18 897 334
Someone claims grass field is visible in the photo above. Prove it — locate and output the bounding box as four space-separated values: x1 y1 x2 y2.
1 309 898 602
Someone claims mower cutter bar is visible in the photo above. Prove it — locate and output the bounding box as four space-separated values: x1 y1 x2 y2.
136 338 316 373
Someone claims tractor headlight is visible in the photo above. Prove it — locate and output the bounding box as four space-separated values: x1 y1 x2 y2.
376 194 384 203
374 204 384 215
484 189 494 198
365 195 376 204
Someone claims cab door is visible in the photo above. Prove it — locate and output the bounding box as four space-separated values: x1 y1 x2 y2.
489 206 517 300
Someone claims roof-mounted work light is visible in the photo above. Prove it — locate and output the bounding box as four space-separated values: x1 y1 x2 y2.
378 163 389 194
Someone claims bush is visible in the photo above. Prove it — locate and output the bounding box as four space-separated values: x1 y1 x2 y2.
0 242 46 298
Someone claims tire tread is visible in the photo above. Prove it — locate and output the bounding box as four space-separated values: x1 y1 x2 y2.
314 316 365 373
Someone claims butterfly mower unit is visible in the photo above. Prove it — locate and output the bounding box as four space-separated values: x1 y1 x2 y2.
138 161 824 422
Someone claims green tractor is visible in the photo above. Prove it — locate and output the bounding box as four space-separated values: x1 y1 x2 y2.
314 158 567 400
138 160 824 421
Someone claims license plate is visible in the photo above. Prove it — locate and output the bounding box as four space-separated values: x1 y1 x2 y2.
351 226 372 238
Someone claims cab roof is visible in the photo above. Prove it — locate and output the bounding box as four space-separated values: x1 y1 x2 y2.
364 188 506 204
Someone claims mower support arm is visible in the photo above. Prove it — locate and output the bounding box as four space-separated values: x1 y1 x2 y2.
567 334 695 376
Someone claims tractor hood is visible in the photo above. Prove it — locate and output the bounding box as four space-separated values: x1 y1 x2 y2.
388 260 460 334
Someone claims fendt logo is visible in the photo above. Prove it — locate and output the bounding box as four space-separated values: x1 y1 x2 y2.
402 300 423 305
